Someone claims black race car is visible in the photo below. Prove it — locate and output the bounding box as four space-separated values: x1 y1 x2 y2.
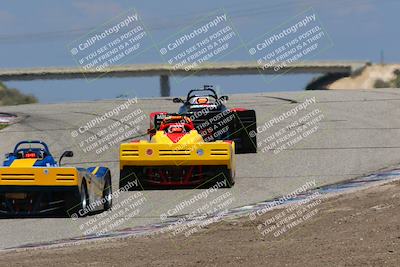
150 85 257 153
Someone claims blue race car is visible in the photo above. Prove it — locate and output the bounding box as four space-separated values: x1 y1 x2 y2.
0 140 112 217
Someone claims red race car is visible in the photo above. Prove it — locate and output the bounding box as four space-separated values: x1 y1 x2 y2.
150 85 257 154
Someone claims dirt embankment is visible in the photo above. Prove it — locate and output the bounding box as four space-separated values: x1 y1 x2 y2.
328 64 400 90
1 180 400 267
0 82 37 106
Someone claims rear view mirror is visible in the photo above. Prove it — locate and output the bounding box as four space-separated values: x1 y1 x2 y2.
59 150 74 166
63 151 74 157
173 98 184 103
220 95 229 101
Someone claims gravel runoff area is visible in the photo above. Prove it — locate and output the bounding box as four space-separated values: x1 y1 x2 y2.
1 178 400 267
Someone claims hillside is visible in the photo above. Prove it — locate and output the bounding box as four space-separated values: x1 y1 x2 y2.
327 64 400 90
0 82 37 106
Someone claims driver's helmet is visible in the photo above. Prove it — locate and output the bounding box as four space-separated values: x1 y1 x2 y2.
167 124 186 134
189 96 213 105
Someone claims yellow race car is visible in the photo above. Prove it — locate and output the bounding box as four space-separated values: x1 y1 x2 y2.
0 141 112 217
120 116 235 189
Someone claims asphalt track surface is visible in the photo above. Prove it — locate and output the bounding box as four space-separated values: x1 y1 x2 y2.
0 89 400 249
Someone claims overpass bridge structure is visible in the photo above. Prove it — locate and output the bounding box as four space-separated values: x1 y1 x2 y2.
0 61 369 96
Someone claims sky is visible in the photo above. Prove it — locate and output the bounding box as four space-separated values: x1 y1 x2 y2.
0 0 399 103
